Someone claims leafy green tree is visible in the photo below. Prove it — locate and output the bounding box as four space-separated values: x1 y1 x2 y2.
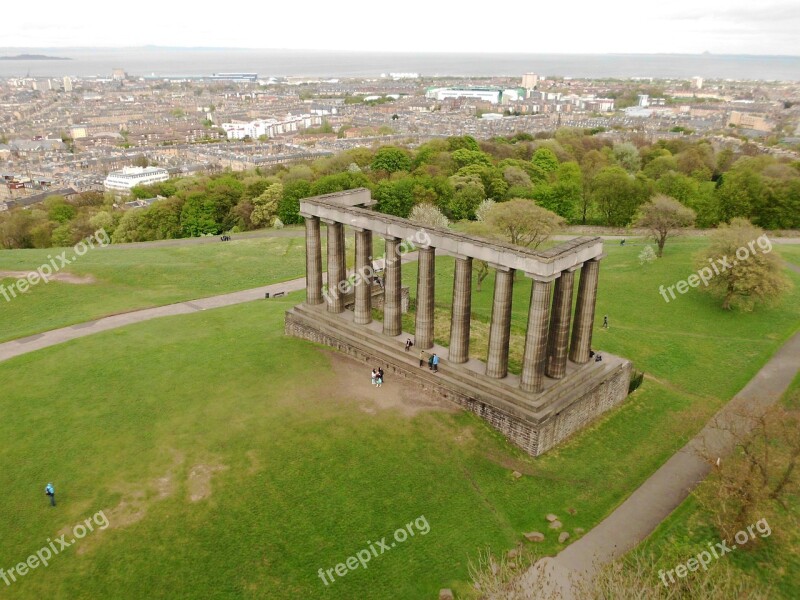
485 199 564 248
278 179 312 225
612 142 641 173
696 219 790 310
251 183 283 227
180 192 219 236
371 147 412 174
451 149 492 171
716 169 764 223
531 147 559 174
448 184 484 221
43 197 76 224
373 178 416 217
643 155 678 180
310 172 370 196
592 166 650 226
447 136 480 152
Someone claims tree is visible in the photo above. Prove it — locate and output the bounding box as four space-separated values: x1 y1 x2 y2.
694 403 800 544
612 142 641 173
451 149 492 170
370 147 411 174
531 147 559 175
408 203 449 228
635 194 696 257
250 183 283 227
485 199 564 249
695 219 791 310
592 166 650 227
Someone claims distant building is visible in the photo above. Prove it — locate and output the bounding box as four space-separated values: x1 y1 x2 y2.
638 94 649 107
691 76 703 90
426 87 504 104
104 166 169 192
209 73 258 83
112 68 127 81
521 72 539 90
728 111 771 132
388 72 420 79
63 76 72 92
221 115 322 140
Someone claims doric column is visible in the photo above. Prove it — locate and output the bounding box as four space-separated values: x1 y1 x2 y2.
383 237 402 336
486 267 515 379
545 268 577 379
354 228 373 325
325 220 345 314
520 276 555 392
304 215 323 305
448 256 472 363
415 246 435 348
338 223 347 288
569 258 601 364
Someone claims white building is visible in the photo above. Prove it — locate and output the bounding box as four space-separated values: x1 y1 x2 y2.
63 76 73 92
221 115 322 140
426 88 502 104
104 167 169 192
691 76 704 90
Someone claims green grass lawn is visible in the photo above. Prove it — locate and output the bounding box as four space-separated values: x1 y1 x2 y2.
1 235 798 598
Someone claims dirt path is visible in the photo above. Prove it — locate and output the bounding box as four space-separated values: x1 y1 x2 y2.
0 270 95 284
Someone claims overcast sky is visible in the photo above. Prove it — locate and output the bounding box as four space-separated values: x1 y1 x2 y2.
5 0 799 55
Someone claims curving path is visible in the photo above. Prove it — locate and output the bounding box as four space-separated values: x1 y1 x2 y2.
0 252 421 364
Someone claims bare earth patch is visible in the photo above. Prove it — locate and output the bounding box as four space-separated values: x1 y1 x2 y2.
324 351 457 418
187 463 229 502
0 270 96 284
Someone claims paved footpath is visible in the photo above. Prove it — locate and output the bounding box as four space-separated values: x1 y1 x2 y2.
0 252 420 364
0 279 306 364
514 328 800 598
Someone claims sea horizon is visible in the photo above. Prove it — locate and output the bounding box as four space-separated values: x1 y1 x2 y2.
1 47 799 81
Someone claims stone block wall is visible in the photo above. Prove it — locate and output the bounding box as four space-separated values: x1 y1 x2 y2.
286 309 631 457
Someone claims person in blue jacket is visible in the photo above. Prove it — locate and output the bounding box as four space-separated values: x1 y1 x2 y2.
45 483 55 507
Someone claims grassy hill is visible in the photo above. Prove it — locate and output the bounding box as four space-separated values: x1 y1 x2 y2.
1 235 798 598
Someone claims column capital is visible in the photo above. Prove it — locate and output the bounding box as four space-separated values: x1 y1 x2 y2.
321 218 340 226
588 253 607 262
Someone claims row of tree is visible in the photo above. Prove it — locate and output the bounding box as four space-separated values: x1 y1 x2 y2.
1 130 799 249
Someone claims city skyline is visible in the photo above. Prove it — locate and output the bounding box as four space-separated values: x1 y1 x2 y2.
5 0 799 57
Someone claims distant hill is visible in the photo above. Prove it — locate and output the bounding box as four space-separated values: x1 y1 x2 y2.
0 54 71 61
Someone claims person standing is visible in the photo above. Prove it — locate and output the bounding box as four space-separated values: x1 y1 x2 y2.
45 482 55 507
371 368 377 385
431 353 439 373
419 350 426 368
603 315 609 329
377 367 384 384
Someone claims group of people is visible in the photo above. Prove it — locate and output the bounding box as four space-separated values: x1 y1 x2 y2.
371 367 384 387
419 351 439 372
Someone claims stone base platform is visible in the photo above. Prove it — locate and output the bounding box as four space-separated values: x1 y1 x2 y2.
285 302 632 457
